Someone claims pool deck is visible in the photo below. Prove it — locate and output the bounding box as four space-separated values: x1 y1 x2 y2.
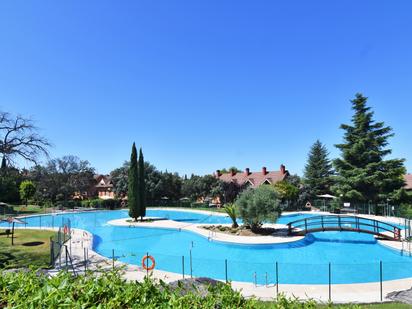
107 217 305 245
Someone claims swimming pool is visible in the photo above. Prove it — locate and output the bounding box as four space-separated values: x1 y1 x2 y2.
2 209 412 284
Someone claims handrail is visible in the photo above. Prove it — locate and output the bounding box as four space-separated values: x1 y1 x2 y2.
287 215 401 241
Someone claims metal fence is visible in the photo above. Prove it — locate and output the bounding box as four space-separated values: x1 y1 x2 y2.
71 246 412 303
50 218 73 269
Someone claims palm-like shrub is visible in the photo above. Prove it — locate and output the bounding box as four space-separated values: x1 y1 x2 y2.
224 203 238 228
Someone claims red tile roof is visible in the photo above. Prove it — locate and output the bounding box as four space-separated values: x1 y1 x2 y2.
95 174 113 188
216 165 288 188
404 174 412 190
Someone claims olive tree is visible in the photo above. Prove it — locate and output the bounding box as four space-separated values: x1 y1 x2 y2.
235 185 282 232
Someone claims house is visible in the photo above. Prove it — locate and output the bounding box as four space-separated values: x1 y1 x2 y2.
93 174 115 199
404 174 412 191
215 164 289 188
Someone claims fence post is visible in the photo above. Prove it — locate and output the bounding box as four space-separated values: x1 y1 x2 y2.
84 247 87 272
146 252 149 278
50 238 54 266
225 259 228 283
275 261 279 296
65 245 68 269
112 249 115 270
182 256 185 279
380 261 383 302
328 262 331 302
190 249 193 278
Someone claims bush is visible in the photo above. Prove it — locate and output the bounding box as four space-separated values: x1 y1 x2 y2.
101 198 121 210
81 199 91 208
0 270 252 308
235 185 282 232
89 198 101 208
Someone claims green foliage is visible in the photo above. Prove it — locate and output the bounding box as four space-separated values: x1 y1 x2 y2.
235 185 282 231
19 180 36 207
29 155 95 205
111 161 183 205
273 180 299 202
219 167 242 174
0 167 21 203
128 143 139 221
182 174 223 201
303 140 334 200
333 94 406 203
0 270 254 308
101 198 121 210
224 203 238 228
138 148 146 218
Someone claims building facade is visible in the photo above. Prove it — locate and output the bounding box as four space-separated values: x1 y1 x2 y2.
215 164 289 188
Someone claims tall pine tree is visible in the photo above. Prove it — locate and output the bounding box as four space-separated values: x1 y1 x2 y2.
333 93 405 203
128 143 140 221
138 148 146 220
303 140 334 200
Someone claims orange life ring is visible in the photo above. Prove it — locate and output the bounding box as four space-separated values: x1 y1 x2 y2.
142 255 155 271
63 225 69 234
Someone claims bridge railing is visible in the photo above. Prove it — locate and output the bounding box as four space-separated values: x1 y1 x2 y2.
287 215 402 240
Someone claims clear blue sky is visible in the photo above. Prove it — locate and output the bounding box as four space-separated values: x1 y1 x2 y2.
1 1 411 176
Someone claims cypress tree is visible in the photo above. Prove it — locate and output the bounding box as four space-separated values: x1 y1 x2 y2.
138 147 146 220
1 156 6 169
303 140 334 200
128 143 140 221
333 93 405 203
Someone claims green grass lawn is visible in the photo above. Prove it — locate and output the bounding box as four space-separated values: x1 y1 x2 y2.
0 204 58 220
0 228 55 269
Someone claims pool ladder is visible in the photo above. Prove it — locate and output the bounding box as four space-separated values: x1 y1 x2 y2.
208 230 216 241
401 240 412 256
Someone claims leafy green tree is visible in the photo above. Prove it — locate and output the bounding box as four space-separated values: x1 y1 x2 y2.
333 93 406 203
219 167 241 174
182 174 222 201
128 143 139 221
110 161 130 198
28 156 95 206
0 167 21 203
138 148 146 219
303 140 334 200
273 180 299 208
19 180 36 207
111 161 183 205
235 185 281 232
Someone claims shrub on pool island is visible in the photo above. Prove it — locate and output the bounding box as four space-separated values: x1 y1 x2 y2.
235 185 282 232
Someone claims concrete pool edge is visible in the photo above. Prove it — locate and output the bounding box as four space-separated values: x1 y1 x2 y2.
48 227 412 304
106 217 306 245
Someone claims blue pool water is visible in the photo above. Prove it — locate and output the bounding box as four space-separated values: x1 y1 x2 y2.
2 209 412 284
